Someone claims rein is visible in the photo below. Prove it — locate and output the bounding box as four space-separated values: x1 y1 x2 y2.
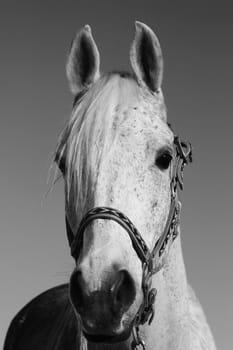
65 136 192 350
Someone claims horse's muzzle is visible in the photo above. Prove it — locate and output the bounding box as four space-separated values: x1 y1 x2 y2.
69 268 136 339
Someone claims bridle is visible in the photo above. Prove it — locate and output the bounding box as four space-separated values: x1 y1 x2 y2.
65 135 192 350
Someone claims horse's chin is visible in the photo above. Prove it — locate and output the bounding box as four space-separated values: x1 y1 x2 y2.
83 327 132 344
81 315 134 344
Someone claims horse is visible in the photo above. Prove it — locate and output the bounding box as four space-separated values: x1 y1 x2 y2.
4 22 217 350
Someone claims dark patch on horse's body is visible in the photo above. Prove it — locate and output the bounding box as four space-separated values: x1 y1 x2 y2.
4 284 79 350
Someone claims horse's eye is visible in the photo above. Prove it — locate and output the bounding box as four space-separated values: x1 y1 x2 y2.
156 151 173 170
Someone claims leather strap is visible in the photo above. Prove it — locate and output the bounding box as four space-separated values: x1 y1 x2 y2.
70 207 152 265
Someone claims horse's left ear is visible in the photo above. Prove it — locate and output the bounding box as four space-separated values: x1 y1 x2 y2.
66 25 100 95
130 21 163 93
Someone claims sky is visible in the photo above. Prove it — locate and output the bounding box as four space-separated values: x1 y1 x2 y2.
0 1 232 348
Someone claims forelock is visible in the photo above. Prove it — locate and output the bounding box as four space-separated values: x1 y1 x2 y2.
56 74 143 224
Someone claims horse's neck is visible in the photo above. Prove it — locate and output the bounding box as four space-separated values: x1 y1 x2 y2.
143 233 191 350
85 232 191 350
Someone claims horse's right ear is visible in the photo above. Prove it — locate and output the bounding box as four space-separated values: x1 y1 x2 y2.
66 25 100 95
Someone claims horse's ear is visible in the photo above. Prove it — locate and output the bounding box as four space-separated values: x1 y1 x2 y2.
66 25 100 95
130 21 163 92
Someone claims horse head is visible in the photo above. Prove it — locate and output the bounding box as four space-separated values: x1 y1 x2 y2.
55 22 191 346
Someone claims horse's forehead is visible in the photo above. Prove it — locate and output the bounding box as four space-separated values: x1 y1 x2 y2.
116 100 171 142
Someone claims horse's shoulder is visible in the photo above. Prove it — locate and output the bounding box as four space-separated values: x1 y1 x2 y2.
187 284 217 350
4 284 79 350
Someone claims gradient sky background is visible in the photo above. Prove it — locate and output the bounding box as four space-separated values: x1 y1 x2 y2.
0 1 232 348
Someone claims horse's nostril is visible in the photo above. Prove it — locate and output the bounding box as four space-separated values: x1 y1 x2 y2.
69 270 86 313
111 269 136 312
